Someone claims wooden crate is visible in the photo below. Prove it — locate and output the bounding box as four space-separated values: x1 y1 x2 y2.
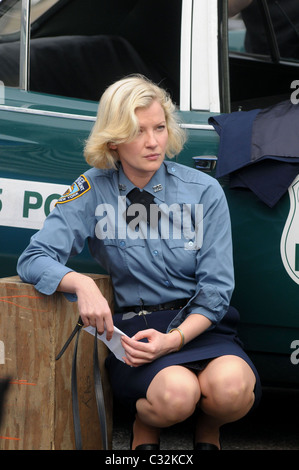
0 274 114 450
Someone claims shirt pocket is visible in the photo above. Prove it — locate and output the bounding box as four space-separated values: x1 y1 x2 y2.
102 236 146 249
168 237 198 252
102 236 146 272
165 237 197 277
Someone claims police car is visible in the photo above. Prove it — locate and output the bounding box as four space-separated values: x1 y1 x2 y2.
0 0 299 388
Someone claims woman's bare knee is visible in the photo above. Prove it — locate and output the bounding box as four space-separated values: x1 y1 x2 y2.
198 355 256 421
138 366 201 426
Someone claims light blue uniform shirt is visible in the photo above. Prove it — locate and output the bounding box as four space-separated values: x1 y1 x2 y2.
17 161 234 330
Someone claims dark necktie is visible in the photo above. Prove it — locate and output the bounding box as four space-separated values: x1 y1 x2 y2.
126 188 156 225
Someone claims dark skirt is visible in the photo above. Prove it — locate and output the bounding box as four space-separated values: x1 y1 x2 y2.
105 306 262 413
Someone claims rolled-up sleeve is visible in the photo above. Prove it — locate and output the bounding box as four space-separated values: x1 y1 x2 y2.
17 198 92 296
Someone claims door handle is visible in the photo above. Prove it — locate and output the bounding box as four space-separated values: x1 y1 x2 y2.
192 156 217 172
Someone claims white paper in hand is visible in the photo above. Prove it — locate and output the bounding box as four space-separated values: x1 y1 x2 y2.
84 325 128 362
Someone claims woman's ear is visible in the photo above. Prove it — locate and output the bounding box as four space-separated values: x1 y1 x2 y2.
108 142 117 150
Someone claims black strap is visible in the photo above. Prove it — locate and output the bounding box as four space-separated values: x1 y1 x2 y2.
56 316 108 450
56 317 84 361
71 322 83 450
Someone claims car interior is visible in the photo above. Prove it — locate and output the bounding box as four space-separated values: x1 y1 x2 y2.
229 0 299 111
0 0 298 112
0 0 182 104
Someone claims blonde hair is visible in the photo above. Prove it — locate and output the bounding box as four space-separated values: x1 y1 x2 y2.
84 75 186 169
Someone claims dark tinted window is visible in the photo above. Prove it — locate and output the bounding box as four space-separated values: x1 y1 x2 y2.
228 0 299 110
0 0 182 104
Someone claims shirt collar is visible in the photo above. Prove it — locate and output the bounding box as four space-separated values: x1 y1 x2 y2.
117 162 166 202
118 164 135 195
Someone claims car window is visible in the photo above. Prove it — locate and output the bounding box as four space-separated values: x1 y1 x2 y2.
229 0 299 62
0 0 59 90
0 0 22 89
241 0 299 62
0 0 59 36
0 0 182 105
228 0 299 111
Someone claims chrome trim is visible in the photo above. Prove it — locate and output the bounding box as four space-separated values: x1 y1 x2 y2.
180 0 193 111
180 123 214 131
19 0 31 91
0 105 96 121
0 105 215 129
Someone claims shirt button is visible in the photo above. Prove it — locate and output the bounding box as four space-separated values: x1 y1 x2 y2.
188 241 194 247
165 280 170 287
119 241 126 247
153 250 159 255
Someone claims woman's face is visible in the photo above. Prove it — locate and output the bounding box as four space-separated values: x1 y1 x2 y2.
112 100 169 187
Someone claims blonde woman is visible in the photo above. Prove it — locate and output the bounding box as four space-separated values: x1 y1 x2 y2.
18 75 261 450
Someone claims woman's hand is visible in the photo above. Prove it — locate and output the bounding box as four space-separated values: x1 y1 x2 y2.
120 314 213 366
58 272 114 340
121 328 181 367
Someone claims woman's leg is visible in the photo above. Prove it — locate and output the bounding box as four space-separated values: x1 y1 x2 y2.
132 365 201 449
195 355 257 448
